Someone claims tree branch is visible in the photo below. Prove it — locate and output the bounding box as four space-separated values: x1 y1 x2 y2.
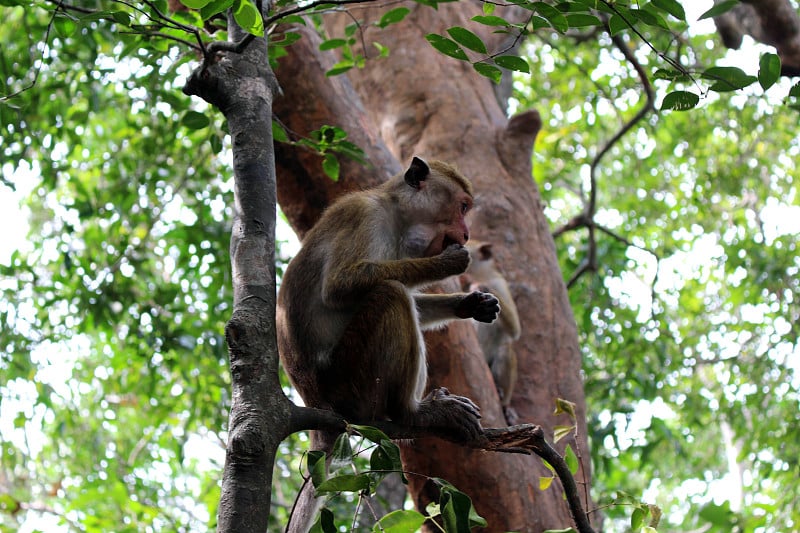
286 404 596 533
554 20 655 290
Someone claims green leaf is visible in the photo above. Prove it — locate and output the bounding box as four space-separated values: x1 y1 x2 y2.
758 53 781 91
553 424 574 442
351 425 392 444
425 34 469 61
554 398 577 418
374 510 427 533
440 486 486 532
0 493 20 513
326 60 354 77
652 0 685 21
631 506 646 531
376 440 403 472
482 1 494 15
310 508 337 533
369 444 393 473
378 7 410 28
494 55 529 73
446 26 487 54
531 2 568 33
54 16 78 37
698 0 738 20
653 68 689 81
660 90 699 111
702 66 757 92
233 0 263 36
308 450 327 487
330 433 352 470
529 15 551 30
699 501 736 527
607 14 628 35
316 473 371 493
539 476 554 490
373 42 389 58
319 38 347 51
208 132 223 152
272 120 289 143
629 8 669 30
322 153 340 181
473 62 502 84
179 0 210 8
200 0 233 20
181 111 210 129
110 11 130 25
471 15 510 27
564 443 579 475
565 13 602 28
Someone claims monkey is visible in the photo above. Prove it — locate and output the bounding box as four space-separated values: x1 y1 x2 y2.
462 241 521 425
277 156 499 445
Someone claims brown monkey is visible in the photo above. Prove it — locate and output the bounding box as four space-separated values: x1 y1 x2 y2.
277 157 498 446
463 242 521 425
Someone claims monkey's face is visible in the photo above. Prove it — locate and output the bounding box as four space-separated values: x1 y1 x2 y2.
422 189 473 257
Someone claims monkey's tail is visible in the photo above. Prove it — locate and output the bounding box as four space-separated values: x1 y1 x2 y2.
286 429 339 533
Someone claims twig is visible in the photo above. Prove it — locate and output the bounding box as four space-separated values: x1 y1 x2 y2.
0 0 58 100
554 18 656 289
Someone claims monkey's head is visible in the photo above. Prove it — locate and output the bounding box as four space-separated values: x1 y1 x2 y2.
462 241 495 287
402 156 474 257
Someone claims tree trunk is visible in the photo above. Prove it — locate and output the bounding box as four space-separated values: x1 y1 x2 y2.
713 0 800 76
273 3 593 531
184 11 291 533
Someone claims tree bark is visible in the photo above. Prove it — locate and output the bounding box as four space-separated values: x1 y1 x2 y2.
184 12 291 533
714 0 800 76
273 3 592 531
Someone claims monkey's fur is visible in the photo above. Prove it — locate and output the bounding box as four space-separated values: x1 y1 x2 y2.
463 242 521 425
278 157 499 448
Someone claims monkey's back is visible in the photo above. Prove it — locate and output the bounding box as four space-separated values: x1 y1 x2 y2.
276 188 399 408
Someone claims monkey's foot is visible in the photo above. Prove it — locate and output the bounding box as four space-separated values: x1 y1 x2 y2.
415 387 483 443
455 291 500 323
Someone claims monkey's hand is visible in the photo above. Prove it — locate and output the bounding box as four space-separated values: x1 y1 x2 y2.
416 387 483 443
438 244 471 276
455 291 500 323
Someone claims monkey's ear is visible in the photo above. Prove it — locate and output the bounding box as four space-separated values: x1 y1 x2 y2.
404 156 430 189
478 243 493 260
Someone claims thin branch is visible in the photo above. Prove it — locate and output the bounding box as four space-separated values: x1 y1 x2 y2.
555 17 656 289
265 0 381 26
588 29 655 218
478 425 595 533
0 0 58 101
121 30 202 51
598 0 692 79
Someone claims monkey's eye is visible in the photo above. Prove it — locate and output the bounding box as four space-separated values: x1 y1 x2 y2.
460 201 470 215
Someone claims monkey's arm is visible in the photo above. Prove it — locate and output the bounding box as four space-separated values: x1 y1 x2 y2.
415 291 499 330
322 245 471 307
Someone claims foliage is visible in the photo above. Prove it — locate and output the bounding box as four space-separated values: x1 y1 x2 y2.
289 427 485 533
1 0 798 531
514 4 799 531
423 0 797 112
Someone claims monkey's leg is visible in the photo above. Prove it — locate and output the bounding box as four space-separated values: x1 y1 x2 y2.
327 281 483 442
323 280 424 422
